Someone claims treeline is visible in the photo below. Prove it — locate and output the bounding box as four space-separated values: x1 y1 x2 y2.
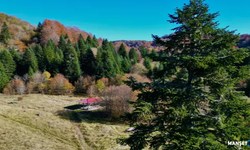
0 22 159 93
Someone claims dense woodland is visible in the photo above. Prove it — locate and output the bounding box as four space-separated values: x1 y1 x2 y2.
1 0 250 149
0 16 157 120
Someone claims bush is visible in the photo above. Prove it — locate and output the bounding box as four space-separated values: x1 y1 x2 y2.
27 71 47 94
109 74 126 86
87 85 97 97
43 71 51 81
96 80 105 92
130 63 148 75
75 76 85 93
48 74 74 95
98 85 135 118
100 78 109 86
125 74 151 83
75 76 95 93
3 78 26 95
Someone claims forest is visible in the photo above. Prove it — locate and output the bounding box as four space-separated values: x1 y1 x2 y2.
0 0 250 149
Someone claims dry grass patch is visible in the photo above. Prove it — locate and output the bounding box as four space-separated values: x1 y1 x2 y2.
0 94 129 150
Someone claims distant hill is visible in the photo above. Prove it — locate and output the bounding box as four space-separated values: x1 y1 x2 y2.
112 40 164 52
0 12 249 52
0 12 35 51
238 34 250 48
0 12 103 51
114 33 250 51
39 19 101 45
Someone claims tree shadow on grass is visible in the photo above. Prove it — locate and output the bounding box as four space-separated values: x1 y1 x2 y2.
56 104 125 125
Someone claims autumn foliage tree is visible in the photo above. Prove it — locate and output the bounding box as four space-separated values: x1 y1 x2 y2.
3 78 26 95
48 74 74 95
98 85 134 118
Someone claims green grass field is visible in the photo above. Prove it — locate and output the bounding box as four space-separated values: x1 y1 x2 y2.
0 94 129 150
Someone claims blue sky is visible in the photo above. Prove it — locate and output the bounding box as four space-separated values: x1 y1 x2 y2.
1 0 250 41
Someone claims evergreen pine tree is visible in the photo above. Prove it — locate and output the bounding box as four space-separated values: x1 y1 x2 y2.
0 50 16 79
65 34 69 39
84 48 96 76
144 57 152 71
33 44 46 71
9 47 22 75
118 43 128 58
95 48 104 79
63 45 81 82
44 39 57 75
22 47 38 76
0 62 9 92
86 35 94 48
35 22 43 43
0 22 11 45
121 57 132 73
93 35 99 47
78 34 85 44
37 22 42 28
139 45 148 58
78 37 88 75
28 67 34 76
54 47 64 74
129 48 139 65
74 42 80 57
102 39 110 51
101 51 116 78
120 0 250 149
58 35 67 52
67 38 72 46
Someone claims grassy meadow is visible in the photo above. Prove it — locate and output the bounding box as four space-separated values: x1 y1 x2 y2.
0 94 129 150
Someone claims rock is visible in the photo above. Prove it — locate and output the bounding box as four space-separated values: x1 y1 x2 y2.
125 127 136 132
36 112 41 116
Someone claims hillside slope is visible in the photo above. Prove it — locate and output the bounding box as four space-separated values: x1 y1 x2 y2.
0 12 35 51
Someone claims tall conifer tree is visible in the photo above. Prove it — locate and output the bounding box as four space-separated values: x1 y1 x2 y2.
118 43 128 58
0 22 11 45
0 62 9 92
63 45 81 82
129 48 139 65
22 48 38 76
120 0 250 149
34 44 46 71
0 50 16 79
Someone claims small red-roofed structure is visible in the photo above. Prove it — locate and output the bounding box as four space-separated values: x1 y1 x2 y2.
77 98 102 104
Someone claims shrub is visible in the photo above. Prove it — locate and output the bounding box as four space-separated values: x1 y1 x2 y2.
48 74 74 95
130 63 148 75
87 85 97 97
75 76 95 93
3 78 26 95
37 83 46 94
98 85 134 118
125 74 151 83
109 74 126 86
43 71 51 81
75 76 85 93
100 78 109 86
96 80 105 92
26 82 34 94
27 71 47 94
